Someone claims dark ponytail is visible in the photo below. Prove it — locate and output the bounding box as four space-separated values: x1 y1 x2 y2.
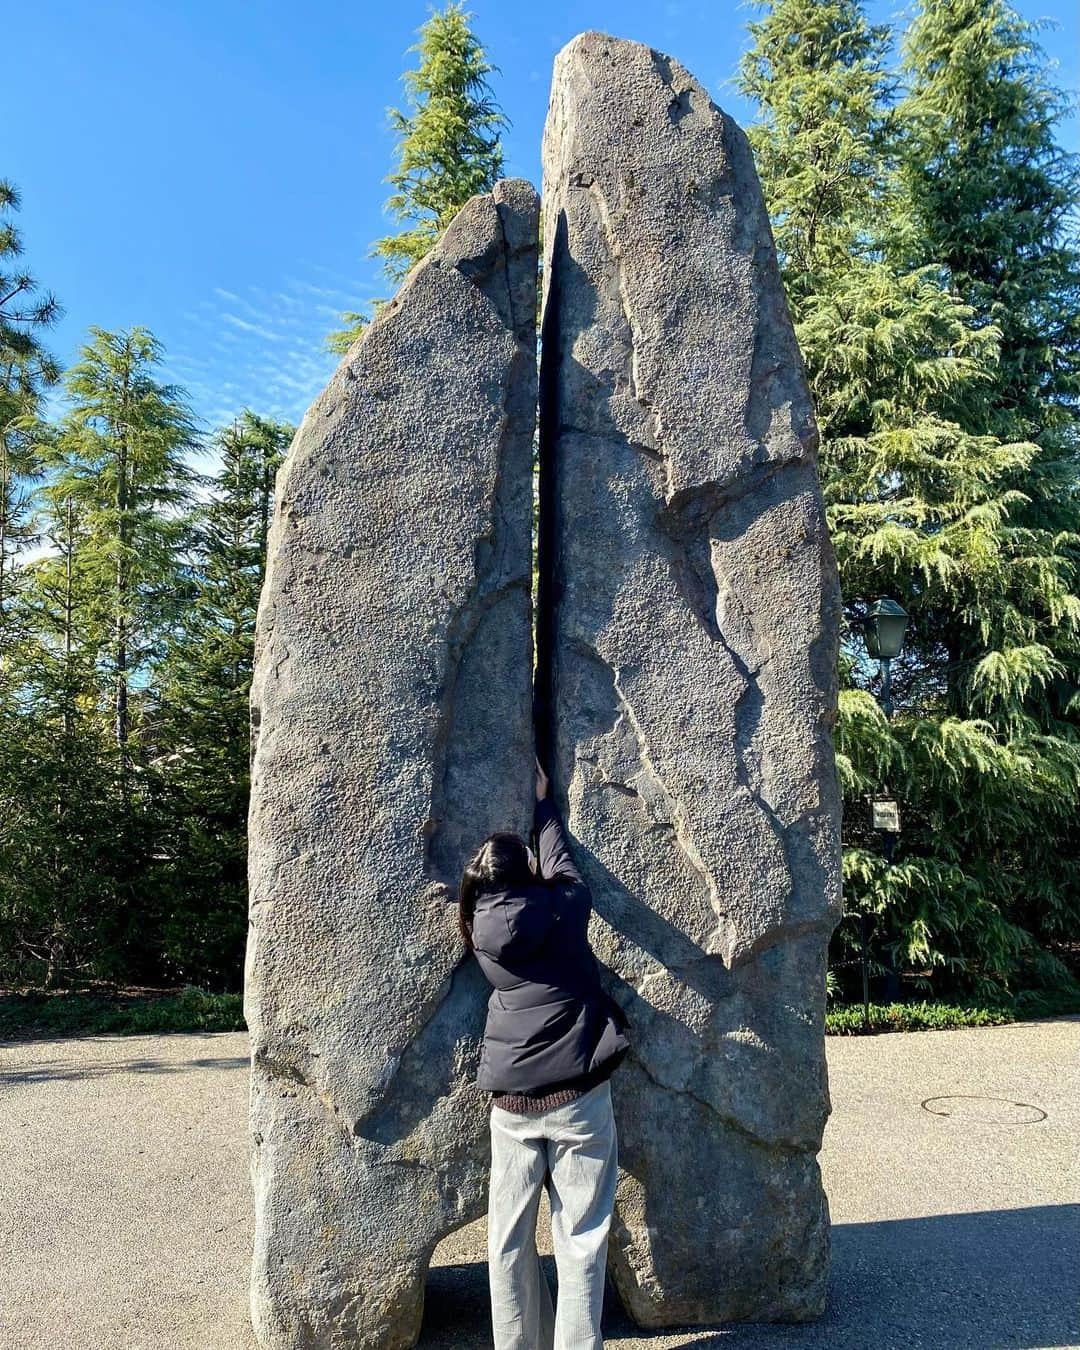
458 832 532 949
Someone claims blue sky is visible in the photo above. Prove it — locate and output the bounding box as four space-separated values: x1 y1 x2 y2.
7 0 1079 452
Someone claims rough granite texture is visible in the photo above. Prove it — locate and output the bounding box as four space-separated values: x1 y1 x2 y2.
245 180 538 1350
537 33 843 1326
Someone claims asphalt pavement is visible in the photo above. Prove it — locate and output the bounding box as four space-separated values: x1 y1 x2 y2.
1 1017 1077 1349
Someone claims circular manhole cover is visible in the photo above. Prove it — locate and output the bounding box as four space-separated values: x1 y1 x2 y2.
921 1094 1047 1124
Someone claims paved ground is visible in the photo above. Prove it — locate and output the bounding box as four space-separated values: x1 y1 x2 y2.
0 1019 1077 1349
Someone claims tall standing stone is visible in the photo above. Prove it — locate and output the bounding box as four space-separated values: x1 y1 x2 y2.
245 180 538 1350
538 34 842 1324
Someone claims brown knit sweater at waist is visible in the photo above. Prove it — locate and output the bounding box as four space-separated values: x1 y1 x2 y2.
490 1062 616 1115
491 1085 584 1114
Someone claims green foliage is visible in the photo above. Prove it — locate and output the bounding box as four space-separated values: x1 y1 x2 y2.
826 983 1080 1032
741 0 1080 1001
0 383 289 990
826 996 1050 1034
52 327 199 748
326 306 378 356
0 328 200 988
0 984 245 1039
898 0 1080 456
151 412 291 986
375 1 506 278
0 179 61 419
739 0 897 293
0 279 291 991
827 1000 1009 1033
328 3 506 351
0 699 116 986
3 2 1078 1010
0 179 61 659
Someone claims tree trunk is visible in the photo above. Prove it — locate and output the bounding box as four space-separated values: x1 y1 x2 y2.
0 431 9 624
114 412 130 752
63 495 74 741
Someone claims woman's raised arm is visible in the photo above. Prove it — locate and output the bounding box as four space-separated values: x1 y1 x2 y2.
533 759 583 885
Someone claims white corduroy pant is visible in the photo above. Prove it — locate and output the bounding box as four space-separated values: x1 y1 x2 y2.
487 1079 618 1350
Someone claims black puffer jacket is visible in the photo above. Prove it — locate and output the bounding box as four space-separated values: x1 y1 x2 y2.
470 796 630 1094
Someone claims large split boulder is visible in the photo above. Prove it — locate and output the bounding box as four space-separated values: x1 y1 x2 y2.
538 33 842 1324
245 179 539 1349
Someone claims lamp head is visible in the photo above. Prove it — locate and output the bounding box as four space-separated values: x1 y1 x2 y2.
863 597 909 661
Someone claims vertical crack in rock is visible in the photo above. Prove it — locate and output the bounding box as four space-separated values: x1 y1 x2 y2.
540 31 840 1328
246 180 538 1350
422 181 539 891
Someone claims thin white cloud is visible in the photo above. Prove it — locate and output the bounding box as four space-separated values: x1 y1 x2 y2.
168 266 364 433
221 313 285 341
301 259 367 287
284 279 341 299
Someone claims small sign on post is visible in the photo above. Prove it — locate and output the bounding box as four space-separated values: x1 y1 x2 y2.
872 798 901 833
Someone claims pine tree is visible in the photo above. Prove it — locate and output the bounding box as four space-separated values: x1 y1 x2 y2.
152 412 290 985
0 183 75 987
0 683 119 987
0 180 60 627
740 0 1080 999
328 3 506 352
739 0 896 298
24 450 99 734
896 0 1080 973
56 327 198 759
898 0 1080 460
11 328 202 981
2 436 130 989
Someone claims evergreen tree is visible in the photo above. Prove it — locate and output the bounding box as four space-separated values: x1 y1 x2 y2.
0 670 119 987
0 182 60 376
2 438 131 989
739 0 897 298
18 327 202 981
0 182 73 987
0 180 60 627
26 469 100 736
899 0 1080 461
56 327 198 759
896 0 1080 972
328 3 506 352
740 0 1080 999
0 694 120 987
152 412 290 985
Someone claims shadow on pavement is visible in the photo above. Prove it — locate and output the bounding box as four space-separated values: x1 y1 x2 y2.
420 1206 1080 1349
0 1054 249 1083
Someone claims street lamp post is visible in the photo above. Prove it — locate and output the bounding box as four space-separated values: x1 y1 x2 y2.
862 597 909 716
858 597 910 1029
